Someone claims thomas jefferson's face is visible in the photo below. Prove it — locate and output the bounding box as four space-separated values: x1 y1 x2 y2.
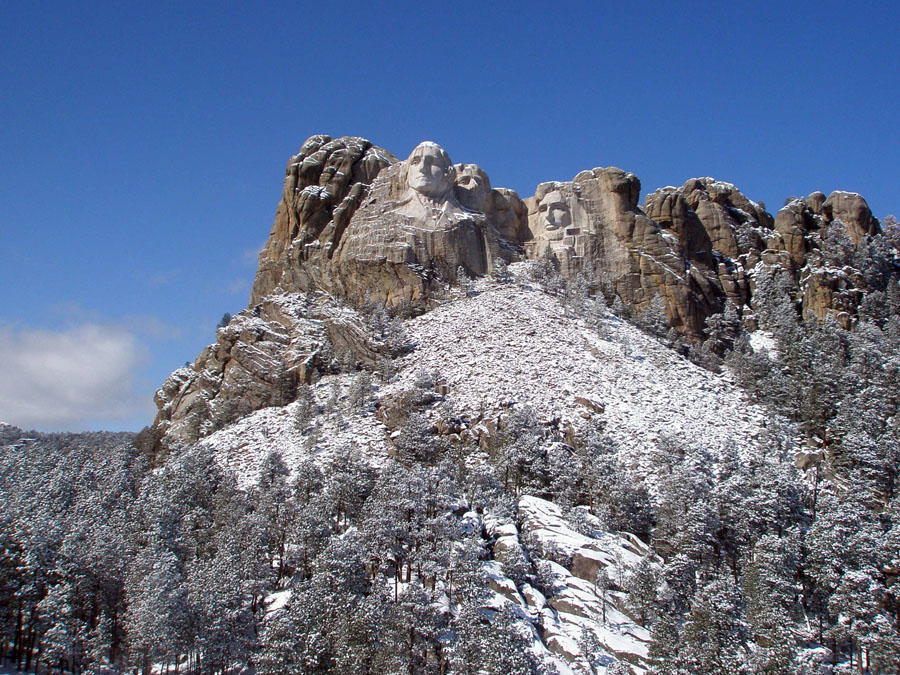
539 191 571 239
407 143 451 198
456 165 491 211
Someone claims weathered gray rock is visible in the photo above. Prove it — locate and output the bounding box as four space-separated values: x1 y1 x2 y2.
251 135 397 305
151 292 388 449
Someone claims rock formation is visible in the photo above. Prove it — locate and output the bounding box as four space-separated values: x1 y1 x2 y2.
251 138 524 311
250 135 397 305
150 133 889 449
525 168 724 337
329 142 508 307
769 191 881 328
153 292 392 449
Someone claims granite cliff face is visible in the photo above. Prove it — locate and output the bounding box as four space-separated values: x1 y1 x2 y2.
150 134 886 449
252 138 527 310
250 135 397 305
248 135 882 336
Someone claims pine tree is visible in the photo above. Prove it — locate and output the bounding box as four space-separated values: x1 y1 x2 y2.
625 553 660 626
677 575 748 675
457 265 476 296
742 534 798 661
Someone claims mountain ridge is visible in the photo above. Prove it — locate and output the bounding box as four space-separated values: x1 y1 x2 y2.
148 135 892 453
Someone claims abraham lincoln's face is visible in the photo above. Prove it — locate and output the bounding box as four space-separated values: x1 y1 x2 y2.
539 191 571 240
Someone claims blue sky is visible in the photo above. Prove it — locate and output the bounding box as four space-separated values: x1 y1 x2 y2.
2 1 898 431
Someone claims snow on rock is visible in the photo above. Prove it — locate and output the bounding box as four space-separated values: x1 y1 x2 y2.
265 589 291 615
748 329 778 358
478 494 655 673
483 560 526 607
201 278 767 488
515 495 653 672
194 279 767 672
199 373 390 486
384 280 768 477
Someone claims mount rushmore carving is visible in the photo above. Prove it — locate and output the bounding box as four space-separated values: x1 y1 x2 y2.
150 134 884 448
252 134 880 339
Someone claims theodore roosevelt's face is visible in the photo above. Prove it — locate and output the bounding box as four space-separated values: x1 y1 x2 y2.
406 143 452 198
539 191 571 239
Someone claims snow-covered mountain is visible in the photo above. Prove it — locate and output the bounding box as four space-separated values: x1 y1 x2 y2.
4 136 898 675
186 271 781 673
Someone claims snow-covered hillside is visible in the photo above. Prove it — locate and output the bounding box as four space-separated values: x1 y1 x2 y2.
388 279 768 476
202 277 769 487
192 278 776 674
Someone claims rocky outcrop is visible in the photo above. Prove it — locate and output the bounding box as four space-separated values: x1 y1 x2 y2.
249 135 885 339
250 135 397 305
774 197 816 270
330 152 503 308
679 178 775 259
524 168 726 337
151 134 891 450
250 137 525 311
768 191 881 328
152 293 389 449
822 191 880 245
642 180 885 330
643 178 778 324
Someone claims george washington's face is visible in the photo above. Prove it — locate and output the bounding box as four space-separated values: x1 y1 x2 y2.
406 142 452 199
539 191 571 239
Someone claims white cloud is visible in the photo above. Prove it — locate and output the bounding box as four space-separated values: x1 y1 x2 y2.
0 324 147 430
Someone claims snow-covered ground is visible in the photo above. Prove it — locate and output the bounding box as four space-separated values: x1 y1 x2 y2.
201 279 769 489
200 374 391 487
189 279 776 673
385 280 768 477
748 328 778 357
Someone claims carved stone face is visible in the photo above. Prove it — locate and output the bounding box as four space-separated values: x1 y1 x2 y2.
539 191 572 240
455 164 491 211
406 142 452 199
